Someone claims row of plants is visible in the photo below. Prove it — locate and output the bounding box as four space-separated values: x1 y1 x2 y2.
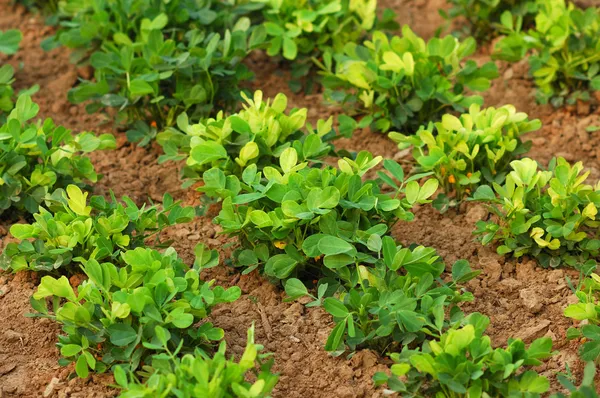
2 183 280 395
445 0 600 107
3 85 600 395
15 0 600 155
14 0 399 145
10 0 499 140
0 92 281 395
3 1 600 396
12 0 600 156
156 91 591 394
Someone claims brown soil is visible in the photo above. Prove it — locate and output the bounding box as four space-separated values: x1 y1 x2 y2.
1 0 599 396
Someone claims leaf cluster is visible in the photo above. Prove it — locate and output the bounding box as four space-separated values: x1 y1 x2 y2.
390 104 540 211
318 26 499 134
44 0 263 63
0 30 40 122
374 312 553 397
255 0 397 91
494 0 600 106
206 152 438 283
30 246 241 378
1 184 194 273
473 157 600 269
67 14 266 142
442 0 538 40
0 29 23 120
0 96 114 216
321 239 479 354
115 324 279 398
564 273 600 363
157 90 339 187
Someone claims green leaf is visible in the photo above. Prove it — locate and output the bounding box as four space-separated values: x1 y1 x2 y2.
66 185 91 216
75 355 89 378
325 319 346 351
0 29 22 55
451 260 480 283
60 344 82 357
113 366 128 387
282 37 298 60
191 142 228 165
318 236 354 255
285 278 308 299
129 80 154 96
397 310 424 332
323 298 349 318
108 324 138 347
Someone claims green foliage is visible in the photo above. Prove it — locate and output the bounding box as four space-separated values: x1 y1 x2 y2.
0 96 114 216
0 30 39 122
564 273 600 362
205 152 438 284
494 0 600 106
0 29 22 119
322 240 479 353
318 27 498 134
45 0 267 142
115 324 279 397
473 157 600 269
157 90 339 186
374 312 553 397
30 246 241 378
13 0 60 18
258 0 376 61
0 184 195 273
44 0 263 63
390 104 540 211
551 362 599 398
443 0 538 40
67 16 265 143
0 29 22 55
254 0 396 91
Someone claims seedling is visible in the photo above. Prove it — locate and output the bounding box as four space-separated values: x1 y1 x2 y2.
442 0 538 40
322 240 479 354
0 95 114 216
318 26 498 133
0 184 194 273
29 247 241 377
391 104 540 211
494 0 600 106
473 157 600 269
204 152 438 285
114 324 278 397
157 90 340 187
374 312 553 397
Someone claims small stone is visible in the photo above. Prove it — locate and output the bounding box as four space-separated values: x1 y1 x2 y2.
518 320 551 342
577 100 591 116
288 335 300 343
479 256 502 284
0 286 11 297
465 205 488 224
519 287 543 313
578 129 590 143
3 330 23 342
0 364 16 376
546 269 565 284
44 378 61 397
51 101 64 114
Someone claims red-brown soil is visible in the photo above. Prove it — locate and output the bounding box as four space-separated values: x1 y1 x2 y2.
1 0 599 396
